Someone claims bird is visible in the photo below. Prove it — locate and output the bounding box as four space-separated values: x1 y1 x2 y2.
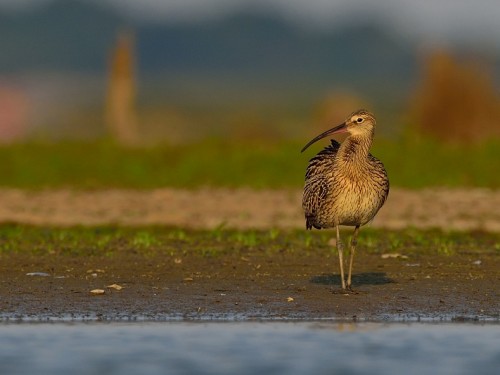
301 109 389 290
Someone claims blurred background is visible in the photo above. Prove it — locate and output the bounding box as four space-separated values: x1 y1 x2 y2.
0 0 499 189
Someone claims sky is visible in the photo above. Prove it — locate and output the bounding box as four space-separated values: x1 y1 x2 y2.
0 0 499 45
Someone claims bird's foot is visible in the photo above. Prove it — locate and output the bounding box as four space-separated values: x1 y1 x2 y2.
331 286 362 295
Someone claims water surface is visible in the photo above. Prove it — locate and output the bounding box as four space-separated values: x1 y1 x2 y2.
1 322 498 375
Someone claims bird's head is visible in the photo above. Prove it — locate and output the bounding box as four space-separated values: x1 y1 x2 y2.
301 109 376 152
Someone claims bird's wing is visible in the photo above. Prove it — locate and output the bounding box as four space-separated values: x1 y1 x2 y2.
302 140 340 229
303 174 329 228
368 154 390 205
304 140 340 179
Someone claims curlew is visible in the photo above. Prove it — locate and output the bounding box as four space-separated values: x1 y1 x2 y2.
301 109 389 290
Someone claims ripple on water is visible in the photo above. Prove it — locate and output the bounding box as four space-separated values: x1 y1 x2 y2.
0 322 499 375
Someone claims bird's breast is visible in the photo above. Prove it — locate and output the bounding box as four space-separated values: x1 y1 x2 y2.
327 169 387 226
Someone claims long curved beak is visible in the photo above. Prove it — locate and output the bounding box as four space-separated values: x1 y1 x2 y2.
301 122 348 153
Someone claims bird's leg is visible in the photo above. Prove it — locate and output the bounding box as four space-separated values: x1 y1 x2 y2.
336 225 346 290
346 225 360 290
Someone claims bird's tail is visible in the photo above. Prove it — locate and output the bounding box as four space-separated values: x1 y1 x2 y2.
305 215 317 230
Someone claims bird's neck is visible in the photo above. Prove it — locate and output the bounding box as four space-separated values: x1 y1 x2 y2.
337 131 373 164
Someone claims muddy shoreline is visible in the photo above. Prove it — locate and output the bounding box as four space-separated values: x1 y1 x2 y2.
1 188 498 322
2 250 498 322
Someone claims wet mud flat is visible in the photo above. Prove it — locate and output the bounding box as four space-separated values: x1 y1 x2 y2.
1 250 498 322
0 187 498 322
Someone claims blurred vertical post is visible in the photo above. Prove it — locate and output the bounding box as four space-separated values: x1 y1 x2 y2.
106 30 139 145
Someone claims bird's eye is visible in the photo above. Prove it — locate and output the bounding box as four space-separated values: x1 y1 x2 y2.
356 118 363 123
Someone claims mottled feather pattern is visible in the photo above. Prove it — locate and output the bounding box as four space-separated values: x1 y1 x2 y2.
303 138 389 230
303 140 340 229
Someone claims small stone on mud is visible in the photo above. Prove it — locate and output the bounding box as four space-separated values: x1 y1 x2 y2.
472 260 482 265
26 272 50 277
174 258 182 264
107 284 123 290
90 289 105 295
287 297 294 302
381 253 408 259
87 269 105 274
183 277 194 282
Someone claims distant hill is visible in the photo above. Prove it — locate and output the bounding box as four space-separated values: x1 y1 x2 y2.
3 1 500 140
137 13 416 88
6 0 500 135
0 0 123 72
0 0 416 92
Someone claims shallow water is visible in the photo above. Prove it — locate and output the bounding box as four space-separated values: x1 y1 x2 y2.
1 322 499 375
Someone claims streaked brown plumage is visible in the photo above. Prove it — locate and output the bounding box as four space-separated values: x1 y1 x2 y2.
301 109 389 290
